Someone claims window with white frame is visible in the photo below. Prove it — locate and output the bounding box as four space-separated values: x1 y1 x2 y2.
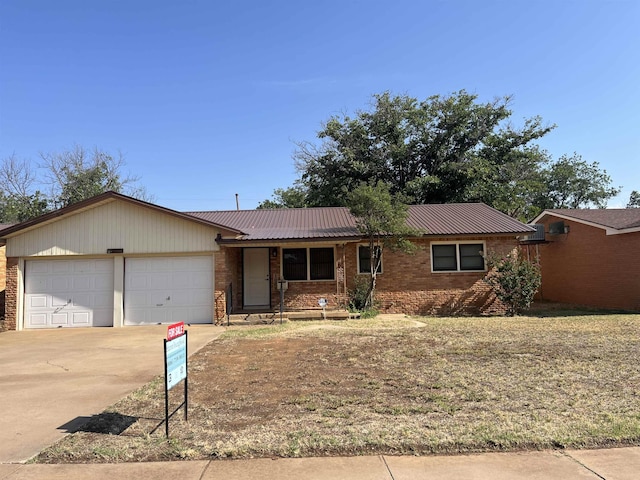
358 245 382 274
431 242 485 272
283 247 335 281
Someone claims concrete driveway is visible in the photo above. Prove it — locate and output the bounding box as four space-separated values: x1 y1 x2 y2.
0 325 225 463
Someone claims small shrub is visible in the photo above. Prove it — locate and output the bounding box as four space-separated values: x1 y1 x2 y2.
484 250 541 316
348 276 379 317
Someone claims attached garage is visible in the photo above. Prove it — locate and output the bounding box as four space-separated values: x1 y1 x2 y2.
124 256 213 325
24 258 114 328
0 192 241 330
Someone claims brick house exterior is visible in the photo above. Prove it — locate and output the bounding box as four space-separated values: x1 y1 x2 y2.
0 192 533 330
530 209 640 312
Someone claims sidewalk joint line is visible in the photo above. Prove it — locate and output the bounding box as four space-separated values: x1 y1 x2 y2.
199 460 213 480
381 455 395 480
562 451 606 480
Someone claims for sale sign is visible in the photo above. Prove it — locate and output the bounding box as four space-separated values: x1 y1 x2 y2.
163 322 188 437
167 321 185 341
165 322 186 390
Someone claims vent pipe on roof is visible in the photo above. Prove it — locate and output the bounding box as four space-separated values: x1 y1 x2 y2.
235 193 239 211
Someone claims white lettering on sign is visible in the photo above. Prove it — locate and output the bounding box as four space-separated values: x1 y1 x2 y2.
167 321 185 341
166 334 187 390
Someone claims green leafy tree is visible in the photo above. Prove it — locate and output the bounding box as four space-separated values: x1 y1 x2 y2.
627 190 640 208
0 146 151 223
0 154 51 223
290 91 553 208
484 250 542 316
535 153 620 210
0 191 49 223
257 185 307 209
262 91 620 221
41 146 152 209
348 181 422 309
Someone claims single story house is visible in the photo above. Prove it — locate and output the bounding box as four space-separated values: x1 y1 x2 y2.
0 191 534 330
528 208 640 311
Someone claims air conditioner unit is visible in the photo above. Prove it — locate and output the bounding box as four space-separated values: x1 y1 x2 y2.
549 221 567 235
522 224 545 242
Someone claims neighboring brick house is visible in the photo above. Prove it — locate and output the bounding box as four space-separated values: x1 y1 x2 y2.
529 209 640 311
0 191 533 331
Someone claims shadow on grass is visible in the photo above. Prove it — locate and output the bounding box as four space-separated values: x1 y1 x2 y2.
526 301 637 318
58 412 138 435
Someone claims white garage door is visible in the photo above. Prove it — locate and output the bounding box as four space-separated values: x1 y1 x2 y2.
124 256 213 325
24 259 114 329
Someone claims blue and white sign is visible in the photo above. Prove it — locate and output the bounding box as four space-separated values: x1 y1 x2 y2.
166 334 187 390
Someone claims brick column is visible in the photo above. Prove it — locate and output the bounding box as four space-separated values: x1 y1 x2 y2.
2 257 19 331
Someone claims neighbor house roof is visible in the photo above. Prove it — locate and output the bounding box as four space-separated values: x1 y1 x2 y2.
532 208 640 235
186 203 534 243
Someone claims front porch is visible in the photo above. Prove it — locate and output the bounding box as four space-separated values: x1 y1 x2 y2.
215 244 350 322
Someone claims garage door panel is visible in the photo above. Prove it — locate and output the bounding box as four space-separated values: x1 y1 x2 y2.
124 256 212 325
95 274 113 289
72 293 94 308
127 274 149 290
149 274 171 290
51 278 71 292
29 313 47 326
72 276 93 291
191 289 211 304
94 293 113 308
25 259 114 329
171 290 191 305
72 312 90 325
52 262 71 274
29 296 48 308
51 313 69 326
52 295 71 307
93 310 113 327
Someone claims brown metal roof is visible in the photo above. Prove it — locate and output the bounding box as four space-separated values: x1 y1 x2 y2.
186 203 534 242
542 208 640 230
186 207 360 240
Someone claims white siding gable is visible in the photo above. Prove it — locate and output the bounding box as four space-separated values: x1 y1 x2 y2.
6 199 219 257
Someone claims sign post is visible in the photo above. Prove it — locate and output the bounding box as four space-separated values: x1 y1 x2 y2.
164 321 188 438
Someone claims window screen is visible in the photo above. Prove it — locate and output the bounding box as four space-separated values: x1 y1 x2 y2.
310 248 334 280
283 248 307 280
459 244 484 271
358 246 382 274
432 244 458 271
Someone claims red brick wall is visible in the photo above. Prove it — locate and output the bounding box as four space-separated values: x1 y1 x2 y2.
537 217 640 311
229 237 517 316
0 246 6 326
214 247 241 323
345 237 514 315
2 257 18 331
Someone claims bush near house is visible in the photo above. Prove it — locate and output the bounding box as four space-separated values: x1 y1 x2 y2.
484 250 542 316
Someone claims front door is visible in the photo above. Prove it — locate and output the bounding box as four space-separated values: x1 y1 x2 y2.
243 248 270 307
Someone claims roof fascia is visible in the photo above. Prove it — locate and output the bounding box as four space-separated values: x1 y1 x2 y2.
217 236 364 246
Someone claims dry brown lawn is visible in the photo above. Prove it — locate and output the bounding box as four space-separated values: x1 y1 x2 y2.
34 313 640 463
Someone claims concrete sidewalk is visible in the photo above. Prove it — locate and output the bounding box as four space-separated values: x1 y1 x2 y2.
1 448 639 480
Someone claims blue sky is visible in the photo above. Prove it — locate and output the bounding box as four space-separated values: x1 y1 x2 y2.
1 0 638 213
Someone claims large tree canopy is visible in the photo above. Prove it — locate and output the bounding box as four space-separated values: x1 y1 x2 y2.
263 91 620 220
0 146 151 223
